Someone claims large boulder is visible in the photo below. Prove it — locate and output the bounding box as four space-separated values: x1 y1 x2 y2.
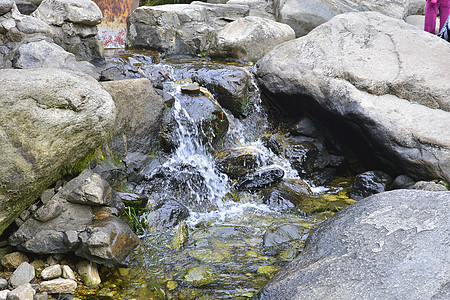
32 0 104 62
11 38 100 79
126 2 249 55
257 12 450 182
100 78 165 157
211 16 295 62
126 4 218 55
0 68 116 234
256 190 450 299
274 0 410 37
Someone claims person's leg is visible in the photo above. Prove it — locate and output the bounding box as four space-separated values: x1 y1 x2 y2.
425 0 439 33
439 0 450 31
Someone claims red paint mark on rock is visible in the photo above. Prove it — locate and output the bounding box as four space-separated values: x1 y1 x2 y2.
93 0 139 48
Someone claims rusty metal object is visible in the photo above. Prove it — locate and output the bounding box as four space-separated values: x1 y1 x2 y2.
93 0 139 48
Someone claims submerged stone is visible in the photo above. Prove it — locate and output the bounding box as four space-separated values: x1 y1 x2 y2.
184 266 216 286
235 166 284 190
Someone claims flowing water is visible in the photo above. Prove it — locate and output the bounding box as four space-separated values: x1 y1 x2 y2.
95 50 355 299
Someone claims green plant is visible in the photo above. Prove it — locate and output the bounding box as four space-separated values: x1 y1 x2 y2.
121 206 149 235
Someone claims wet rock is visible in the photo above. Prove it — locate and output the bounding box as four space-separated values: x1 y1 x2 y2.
263 178 311 210
173 221 189 250
181 84 201 95
178 63 252 117
350 171 392 200
76 261 100 288
100 79 165 157
212 16 295 62
184 266 216 286
7 283 35 300
261 135 282 155
256 190 450 300
391 174 416 189
289 116 319 138
115 192 148 209
284 138 328 177
257 12 450 182
9 262 34 288
41 264 62 280
77 216 139 267
159 86 229 152
263 224 305 248
409 181 448 191
0 68 115 235
152 199 190 230
215 147 263 178
235 166 284 190
39 278 77 294
32 0 104 62
257 265 280 278
1 252 28 270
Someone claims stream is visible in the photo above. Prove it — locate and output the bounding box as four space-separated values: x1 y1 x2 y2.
94 50 356 299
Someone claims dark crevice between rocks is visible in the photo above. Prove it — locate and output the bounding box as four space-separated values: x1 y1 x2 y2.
259 86 400 178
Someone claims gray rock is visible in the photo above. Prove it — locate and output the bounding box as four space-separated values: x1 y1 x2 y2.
12 39 100 79
33 197 63 222
76 216 139 267
0 0 14 16
61 169 113 206
100 78 165 157
159 84 229 152
6 283 35 300
9 198 93 253
15 1 38 15
0 290 8 300
212 16 295 62
61 265 75 280
0 68 115 235
227 0 276 20
76 261 100 288
256 190 450 299
274 0 410 37
38 278 77 294
408 0 425 15
40 189 54 205
350 170 392 200
31 0 102 26
257 12 450 182
31 0 104 62
409 181 448 191
127 4 217 55
190 1 249 27
9 262 35 288
234 166 284 190
390 174 416 189
0 278 7 289
1 252 28 270
40 264 61 280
